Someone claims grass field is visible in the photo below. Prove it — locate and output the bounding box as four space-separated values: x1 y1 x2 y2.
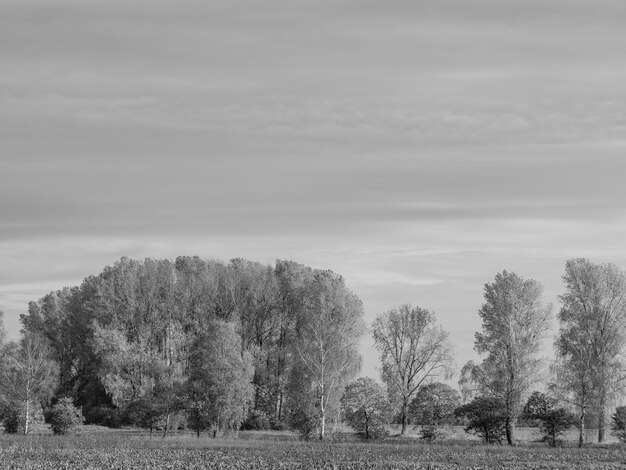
1 431 626 469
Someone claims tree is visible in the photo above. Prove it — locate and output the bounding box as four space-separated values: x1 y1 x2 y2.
522 391 576 447
0 333 59 434
295 270 365 439
340 377 392 440
455 396 507 444
611 406 626 443
556 259 626 444
460 271 551 445
185 321 254 437
50 397 85 435
409 382 460 441
372 304 453 435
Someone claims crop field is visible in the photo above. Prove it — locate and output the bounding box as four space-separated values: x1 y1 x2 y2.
1 432 626 470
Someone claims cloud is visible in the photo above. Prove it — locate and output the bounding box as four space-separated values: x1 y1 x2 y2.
2 0 626 377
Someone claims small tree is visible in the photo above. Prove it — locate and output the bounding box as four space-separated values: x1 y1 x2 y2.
522 391 576 447
611 406 626 443
410 382 460 441
455 396 507 444
341 377 392 440
50 398 85 435
3 400 45 434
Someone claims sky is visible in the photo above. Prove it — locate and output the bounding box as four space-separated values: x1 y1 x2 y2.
1 0 626 380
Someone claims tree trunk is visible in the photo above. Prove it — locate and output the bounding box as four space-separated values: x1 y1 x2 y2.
505 416 515 446
364 410 369 440
319 393 326 440
162 412 170 438
400 397 408 435
598 392 606 443
579 407 585 448
24 400 30 435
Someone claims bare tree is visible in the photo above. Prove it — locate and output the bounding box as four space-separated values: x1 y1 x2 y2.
556 258 626 444
372 304 453 435
459 271 551 445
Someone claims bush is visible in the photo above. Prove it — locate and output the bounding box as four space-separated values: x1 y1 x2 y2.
50 398 84 435
611 406 626 443
522 391 576 447
410 382 460 442
454 396 507 444
241 410 272 431
3 400 45 434
289 407 320 441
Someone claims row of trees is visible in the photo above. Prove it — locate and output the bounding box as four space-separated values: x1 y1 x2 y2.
359 259 626 447
2 256 626 445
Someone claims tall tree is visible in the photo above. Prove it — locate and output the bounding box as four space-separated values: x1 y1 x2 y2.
372 304 453 435
186 321 254 436
460 271 551 445
556 258 626 444
295 270 365 439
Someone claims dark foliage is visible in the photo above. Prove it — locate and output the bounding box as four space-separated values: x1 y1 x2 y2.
455 396 507 444
522 391 576 447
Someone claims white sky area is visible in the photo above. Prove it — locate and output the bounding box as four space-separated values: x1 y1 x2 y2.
1 0 626 380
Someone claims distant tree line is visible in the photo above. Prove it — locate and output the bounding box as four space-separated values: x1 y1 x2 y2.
2 256 626 447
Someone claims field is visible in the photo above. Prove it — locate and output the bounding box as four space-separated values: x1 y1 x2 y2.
1 431 626 470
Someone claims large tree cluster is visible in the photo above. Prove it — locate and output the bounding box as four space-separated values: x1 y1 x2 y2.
10 257 365 439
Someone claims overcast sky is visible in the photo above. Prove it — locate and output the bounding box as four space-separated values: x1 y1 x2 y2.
1 0 626 379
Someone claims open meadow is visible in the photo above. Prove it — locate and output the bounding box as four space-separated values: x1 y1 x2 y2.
1 430 626 470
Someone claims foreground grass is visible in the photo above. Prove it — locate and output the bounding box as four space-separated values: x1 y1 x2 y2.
1 433 626 469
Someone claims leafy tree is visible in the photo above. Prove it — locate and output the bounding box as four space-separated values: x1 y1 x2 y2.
295 271 365 439
460 271 551 445
186 321 254 437
611 406 626 443
340 377 392 440
522 391 576 447
556 259 626 444
50 397 85 435
455 396 507 444
372 304 453 435
0 333 59 434
409 382 460 441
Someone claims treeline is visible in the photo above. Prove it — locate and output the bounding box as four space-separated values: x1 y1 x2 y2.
1 257 364 438
3 256 626 447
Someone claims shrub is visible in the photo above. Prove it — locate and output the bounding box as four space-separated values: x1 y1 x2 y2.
522 391 576 447
611 406 626 443
454 396 507 444
289 406 320 441
3 400 45 434
50 398 84 435
242 410 272 431
410 382 460 442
